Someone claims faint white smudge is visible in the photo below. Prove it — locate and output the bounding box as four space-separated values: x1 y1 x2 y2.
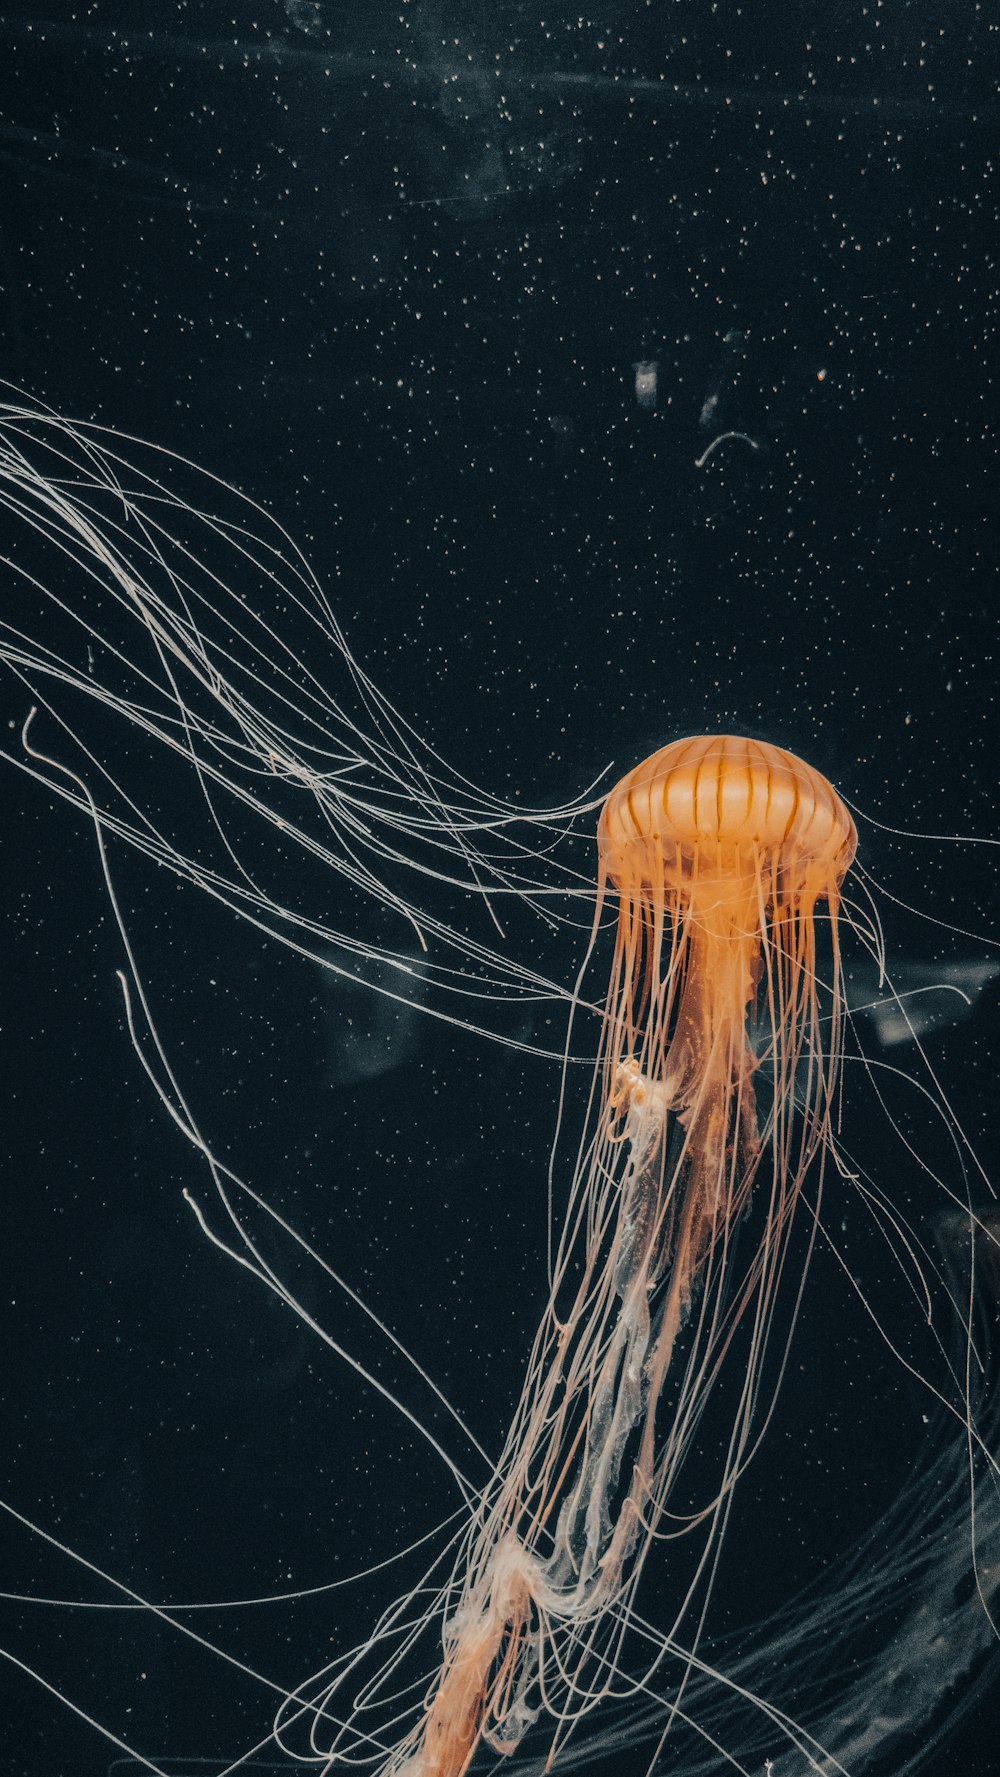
633 360 658 409
846 957 1000 1048
321 949 427 1086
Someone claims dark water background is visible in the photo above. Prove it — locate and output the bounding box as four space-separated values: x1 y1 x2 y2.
0 3 998 1774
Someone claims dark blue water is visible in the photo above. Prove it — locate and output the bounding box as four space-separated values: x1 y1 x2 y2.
0 4 997 1774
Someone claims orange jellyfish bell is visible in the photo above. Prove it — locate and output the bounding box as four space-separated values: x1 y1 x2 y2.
598 732 857 898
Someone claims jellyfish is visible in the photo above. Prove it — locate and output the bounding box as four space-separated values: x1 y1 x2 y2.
293 734 858 1777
